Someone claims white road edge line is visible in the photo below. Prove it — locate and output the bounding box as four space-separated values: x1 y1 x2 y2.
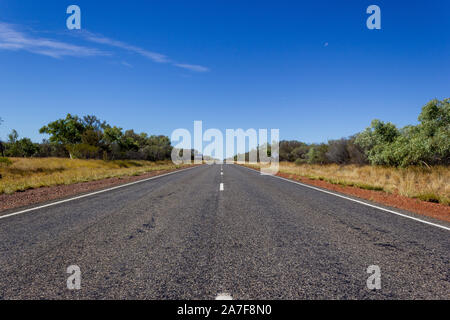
238 165 450 232
220 183 224 191
0 165 203 221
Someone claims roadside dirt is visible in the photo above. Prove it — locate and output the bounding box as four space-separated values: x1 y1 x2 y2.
0 166 198 213
246 166 450 223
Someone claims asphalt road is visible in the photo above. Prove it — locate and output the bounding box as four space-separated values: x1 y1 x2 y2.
0 164 448 299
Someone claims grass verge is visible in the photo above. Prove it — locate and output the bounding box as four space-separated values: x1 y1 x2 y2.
0 157 192 194
244 162 450 205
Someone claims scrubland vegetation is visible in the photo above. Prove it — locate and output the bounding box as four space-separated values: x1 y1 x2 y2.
0 113 196 194
237 98 450 167
238 98 450 205
0 114 177 161
0 157 187 194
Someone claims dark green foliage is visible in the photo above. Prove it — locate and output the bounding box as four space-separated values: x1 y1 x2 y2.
234 98 448 167
414 193 440 203
39 114 84 146
294 158 306 165
67 143 100 159
36 140 69 157
326 137 367 165
4 130 39 157
306 144 329 164
279 141 308 162
355 98 450 167
0 157 12 167
3 114 174 161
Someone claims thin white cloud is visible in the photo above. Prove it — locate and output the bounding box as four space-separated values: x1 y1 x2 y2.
80 31 169 63
0 22 209 72
0 22 108 58
174 63 209 72
80 30 209 72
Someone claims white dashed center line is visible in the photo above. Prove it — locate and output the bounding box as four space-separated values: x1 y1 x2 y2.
216 293 232 300
220 183 224 191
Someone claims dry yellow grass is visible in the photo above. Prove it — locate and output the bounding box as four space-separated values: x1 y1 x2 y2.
246 162 450 205
0 157 191 194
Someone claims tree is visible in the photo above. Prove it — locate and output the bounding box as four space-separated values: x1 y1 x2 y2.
291 144 309 162
6 129 21 156
326 137 368 165
103 126 124 159
346 136 368 165
82 115 107 132
355 120 401 166
279 140 307 162
418 98 450 137
415 98 450 165
18 138 38 157
326 139 350 164
142 135 172 161
4 130 37 157
39 114 85 158
8 129 18 144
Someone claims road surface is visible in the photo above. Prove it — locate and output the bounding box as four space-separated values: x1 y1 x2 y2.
0 164 448 299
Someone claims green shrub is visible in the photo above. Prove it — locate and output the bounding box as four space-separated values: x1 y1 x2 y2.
66 143 99 159
0 157 12 167
355 183 384 191
355 98 450 167
414 193 440 204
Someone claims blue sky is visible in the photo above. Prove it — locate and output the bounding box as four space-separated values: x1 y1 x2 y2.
0 0 449 143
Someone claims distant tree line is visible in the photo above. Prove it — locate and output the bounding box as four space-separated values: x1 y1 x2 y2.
1 98 448 166
0 114 176 161
235 98 450 167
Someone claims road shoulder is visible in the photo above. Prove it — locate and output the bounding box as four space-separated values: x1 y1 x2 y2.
0 164 201 215
239 164 450 224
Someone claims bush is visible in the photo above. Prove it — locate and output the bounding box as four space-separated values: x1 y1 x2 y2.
294 158 306 165
306 144 329 164
355 98 450 167
326 139 350 164
414 193 440 204
66 143 100 159
0 157 12 167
